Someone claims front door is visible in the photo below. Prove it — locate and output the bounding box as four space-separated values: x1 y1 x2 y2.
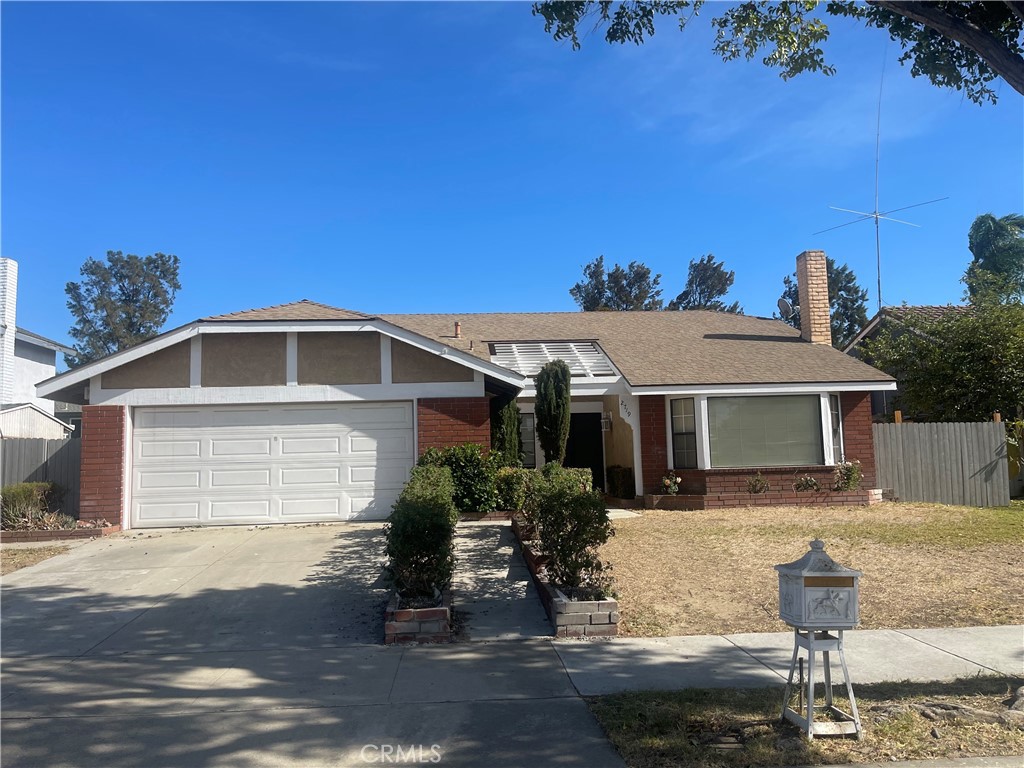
564 412 605 491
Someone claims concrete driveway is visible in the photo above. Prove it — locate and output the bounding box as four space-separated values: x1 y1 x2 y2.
1 525 622 767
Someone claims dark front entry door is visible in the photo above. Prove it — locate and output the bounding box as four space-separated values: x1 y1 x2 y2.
563 412 604 491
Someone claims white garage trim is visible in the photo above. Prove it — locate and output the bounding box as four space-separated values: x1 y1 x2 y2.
130 401 415 528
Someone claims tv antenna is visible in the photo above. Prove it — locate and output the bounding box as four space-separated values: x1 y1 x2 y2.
813 48 947 311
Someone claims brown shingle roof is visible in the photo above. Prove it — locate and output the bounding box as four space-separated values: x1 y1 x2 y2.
884 305 971 322
380 311 893 387
203 299 373 322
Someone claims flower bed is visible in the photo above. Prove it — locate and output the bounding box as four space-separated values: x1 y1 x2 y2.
1 524 121 543
384 590 452 645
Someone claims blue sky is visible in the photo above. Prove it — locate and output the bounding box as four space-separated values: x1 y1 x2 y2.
3 2 1022 354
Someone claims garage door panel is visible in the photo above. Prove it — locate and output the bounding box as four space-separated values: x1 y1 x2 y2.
131 402 414 527
210 469 271 488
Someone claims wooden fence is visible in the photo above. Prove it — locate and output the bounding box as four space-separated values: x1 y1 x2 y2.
0 438 81 516
872 422 1010 508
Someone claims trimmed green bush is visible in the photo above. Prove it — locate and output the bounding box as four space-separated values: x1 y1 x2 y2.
384 465 459 599
490 399 523 467
496 467 531 513
606 465 636 499
417 443 497 514
535 464 614 600
535 360 571 465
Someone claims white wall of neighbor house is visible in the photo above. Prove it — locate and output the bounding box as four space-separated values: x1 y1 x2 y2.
14 339 58 413
0 258 19 404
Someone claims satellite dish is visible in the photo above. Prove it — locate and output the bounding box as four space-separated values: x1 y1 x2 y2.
777 298 794 320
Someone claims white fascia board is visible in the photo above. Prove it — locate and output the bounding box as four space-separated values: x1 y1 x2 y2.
14 330 75 356
518 376 626 399
89 381 485 406
841 313 885 353
629 381 897 396
36 324 200 398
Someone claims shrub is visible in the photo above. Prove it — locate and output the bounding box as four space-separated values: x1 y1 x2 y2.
746 472 770 494
384 465 459 599
833 460 863 491
535 464 614 600
1 482 68 530
661 470 681 495
491 400 523 467
606 465 636 499
496 467 531 513
416 443 498 514
793 476 822 492
535 360 571 464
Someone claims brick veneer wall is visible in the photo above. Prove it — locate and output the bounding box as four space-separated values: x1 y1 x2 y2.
840 390 876 488
638 395 668 495
79 405 127 526
416 397 490 455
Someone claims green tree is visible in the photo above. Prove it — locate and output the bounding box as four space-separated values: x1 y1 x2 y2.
667 254 742 313
535 360 572 464
65 251 181 367
532 2 1024 104
862 298 1024 421
570 256 663 311
965 213 1024 302
491 399 523 467
778 257 868 350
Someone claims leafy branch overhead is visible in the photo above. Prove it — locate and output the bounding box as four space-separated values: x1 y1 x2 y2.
532 1 1024 104
65 251 181 368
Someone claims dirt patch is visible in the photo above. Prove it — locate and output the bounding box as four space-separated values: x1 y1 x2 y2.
601 501 1023 637
1 545 70 575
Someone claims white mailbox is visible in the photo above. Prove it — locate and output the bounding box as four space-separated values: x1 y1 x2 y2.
775 539 860 630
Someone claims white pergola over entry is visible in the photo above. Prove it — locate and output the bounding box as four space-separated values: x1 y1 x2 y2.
489 341 616 378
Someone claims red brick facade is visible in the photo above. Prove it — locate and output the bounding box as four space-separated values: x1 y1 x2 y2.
79 405 127 526
416 397 490 455
637 392 879 502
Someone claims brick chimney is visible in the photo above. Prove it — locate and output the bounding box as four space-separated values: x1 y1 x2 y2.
796 250 832 345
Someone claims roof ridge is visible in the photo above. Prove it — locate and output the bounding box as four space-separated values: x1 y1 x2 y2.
203 299 372 321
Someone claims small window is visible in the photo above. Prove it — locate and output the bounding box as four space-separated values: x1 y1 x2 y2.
670 398 698 469
830 394 844 464
521 413 537 468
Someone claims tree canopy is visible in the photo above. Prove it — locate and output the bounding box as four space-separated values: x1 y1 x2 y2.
65 251 181 368
570 255 664 310
778 257 868 350
965 212 1024 302
532 1 1024 104
667 254 742 313
862 298 1024 421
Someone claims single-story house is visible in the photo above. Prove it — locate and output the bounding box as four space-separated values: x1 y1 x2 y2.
37 251 895 530
843 304 971 419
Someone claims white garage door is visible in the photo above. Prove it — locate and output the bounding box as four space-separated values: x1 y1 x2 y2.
131 402 414 528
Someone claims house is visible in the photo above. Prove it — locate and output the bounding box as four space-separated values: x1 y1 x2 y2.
1 257 77 428
843 304 971 419
37 250 895 530
0 403 75 439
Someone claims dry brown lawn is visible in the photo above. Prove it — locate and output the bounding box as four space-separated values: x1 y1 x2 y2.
0 545 70 575
602 501 1023 637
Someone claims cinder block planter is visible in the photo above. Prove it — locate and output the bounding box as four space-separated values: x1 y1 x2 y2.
643 494 705 511
706 489 875 508
0 525 121 543
511 519 619 639
384 590 452 645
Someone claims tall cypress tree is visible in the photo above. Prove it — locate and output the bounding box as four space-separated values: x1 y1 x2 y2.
535 360 572 465
491 399 523 467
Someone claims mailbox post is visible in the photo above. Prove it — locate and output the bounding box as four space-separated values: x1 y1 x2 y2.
775 540 863 739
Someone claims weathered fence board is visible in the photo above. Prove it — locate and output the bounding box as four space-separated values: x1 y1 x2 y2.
873 422 1010 508
0 438 81 516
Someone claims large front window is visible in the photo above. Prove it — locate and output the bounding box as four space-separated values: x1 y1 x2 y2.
708 395 824 468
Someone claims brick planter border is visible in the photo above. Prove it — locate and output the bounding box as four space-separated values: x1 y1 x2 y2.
384 590 452 645
510 517 619 639
0 526 121 543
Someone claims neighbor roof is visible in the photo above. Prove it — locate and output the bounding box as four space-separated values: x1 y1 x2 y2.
15 327 75 355
380 311 893 387
203 299 374 322
843 304 971 353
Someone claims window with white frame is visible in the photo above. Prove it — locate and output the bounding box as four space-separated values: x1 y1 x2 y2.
708 395 824 468
670 397 698 469
521 413 537 468
829 394 844 464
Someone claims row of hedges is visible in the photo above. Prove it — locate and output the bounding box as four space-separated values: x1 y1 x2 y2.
1 482 75 531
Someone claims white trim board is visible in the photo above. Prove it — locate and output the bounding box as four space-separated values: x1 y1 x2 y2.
633 381 895 396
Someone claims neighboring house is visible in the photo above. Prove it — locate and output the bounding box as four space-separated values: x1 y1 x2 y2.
1 257 76 425
37 251 895 531
843 304 972 419
0 403 75 439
